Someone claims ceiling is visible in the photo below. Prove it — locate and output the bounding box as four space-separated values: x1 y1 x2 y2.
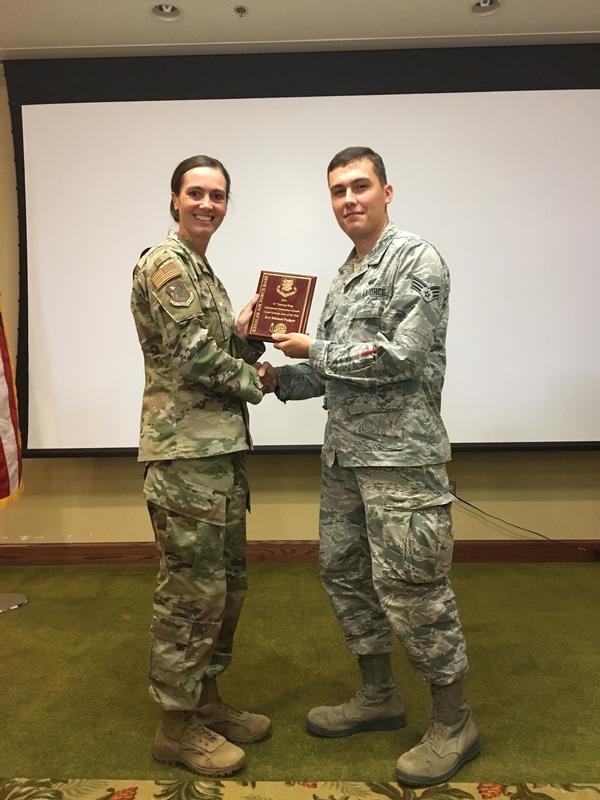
1 0 600 62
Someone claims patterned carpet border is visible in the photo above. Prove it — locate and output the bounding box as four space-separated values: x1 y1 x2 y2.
2 779 600 800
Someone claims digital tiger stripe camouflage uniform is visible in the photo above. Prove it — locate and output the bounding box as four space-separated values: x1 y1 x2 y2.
277 221 468 685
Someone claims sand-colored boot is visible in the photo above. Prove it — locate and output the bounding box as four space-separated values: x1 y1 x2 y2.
196 680 272 743
152 710 245 776
395 678 480 786
305 653 406 737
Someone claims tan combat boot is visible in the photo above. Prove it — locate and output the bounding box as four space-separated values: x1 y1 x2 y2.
305 653 406 737
152 710 245 776
395 678 480 786
196 680 272 743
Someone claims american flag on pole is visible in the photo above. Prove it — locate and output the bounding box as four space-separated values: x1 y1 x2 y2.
0 298 22 505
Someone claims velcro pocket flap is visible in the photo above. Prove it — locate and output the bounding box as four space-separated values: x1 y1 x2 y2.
144 470 226 525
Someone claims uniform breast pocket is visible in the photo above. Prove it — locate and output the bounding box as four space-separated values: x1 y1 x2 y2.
350 302 386 337
198 287 233 343
354 298 386 320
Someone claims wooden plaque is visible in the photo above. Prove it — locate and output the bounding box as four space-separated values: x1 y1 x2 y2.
247 271 317 343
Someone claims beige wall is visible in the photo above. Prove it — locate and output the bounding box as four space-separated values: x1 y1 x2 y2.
1 76 598 545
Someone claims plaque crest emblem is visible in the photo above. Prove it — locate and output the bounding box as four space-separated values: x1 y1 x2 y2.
270 323 288 335
276 278 297 299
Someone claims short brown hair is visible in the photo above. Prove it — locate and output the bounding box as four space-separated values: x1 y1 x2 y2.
327 147 387 186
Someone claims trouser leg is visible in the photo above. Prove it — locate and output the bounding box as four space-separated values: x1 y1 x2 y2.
145 455 246 711
304 461 404 737
319 459 392 656
148 501 226 709
357 463 468 685
207 452 248 678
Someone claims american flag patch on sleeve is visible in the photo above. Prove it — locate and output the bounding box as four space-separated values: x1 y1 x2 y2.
151 261 182 290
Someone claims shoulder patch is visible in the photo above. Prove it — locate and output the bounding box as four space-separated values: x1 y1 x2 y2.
411 276 440 303
165 279 194 307
151 261 182 290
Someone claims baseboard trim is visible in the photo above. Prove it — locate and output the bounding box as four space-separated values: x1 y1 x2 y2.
454 539 599 562
0 539 598 566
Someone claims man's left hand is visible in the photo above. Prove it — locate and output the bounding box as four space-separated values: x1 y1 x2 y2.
272 333 313 359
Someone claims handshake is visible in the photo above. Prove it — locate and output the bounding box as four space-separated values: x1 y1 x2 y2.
253 361 278 394
249 331 314 394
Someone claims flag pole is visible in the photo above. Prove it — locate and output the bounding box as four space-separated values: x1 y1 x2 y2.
0 297 26 613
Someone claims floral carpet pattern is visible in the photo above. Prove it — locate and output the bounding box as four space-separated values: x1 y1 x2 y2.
1 780 599 800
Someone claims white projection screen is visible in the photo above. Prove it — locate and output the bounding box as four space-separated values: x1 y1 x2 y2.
7 48 600 453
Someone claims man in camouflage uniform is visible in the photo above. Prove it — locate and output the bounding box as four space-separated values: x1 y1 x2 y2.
261 146 480 786
131 155 270 777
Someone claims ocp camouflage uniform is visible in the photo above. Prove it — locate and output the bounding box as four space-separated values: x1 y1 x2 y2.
131 230 264 711
277 221 468 685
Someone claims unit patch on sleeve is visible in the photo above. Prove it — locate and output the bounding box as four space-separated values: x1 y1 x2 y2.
165 279 194 307
151 261 182 290
411 276 440 303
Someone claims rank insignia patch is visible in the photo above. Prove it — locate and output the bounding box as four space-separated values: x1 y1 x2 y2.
411 276 440 303
166 279 194 307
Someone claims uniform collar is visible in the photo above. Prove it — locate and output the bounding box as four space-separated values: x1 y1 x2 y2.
340 221 398 277
362 221 397 265
168 230 213 276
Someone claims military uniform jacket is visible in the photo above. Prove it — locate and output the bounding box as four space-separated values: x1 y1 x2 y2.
277 222 452 468
131 231 264 462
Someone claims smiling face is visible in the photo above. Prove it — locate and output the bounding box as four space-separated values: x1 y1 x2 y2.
171 166 228 254
328 158 393 256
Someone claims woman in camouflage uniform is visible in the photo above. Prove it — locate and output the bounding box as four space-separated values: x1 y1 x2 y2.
131 155 270 776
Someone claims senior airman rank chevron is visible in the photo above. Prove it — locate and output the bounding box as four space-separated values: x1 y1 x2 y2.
411 276 440 303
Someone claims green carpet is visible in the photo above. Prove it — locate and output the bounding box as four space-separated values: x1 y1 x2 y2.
0 563 599 782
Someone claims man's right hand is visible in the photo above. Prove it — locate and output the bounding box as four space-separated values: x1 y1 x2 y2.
255 361 278 394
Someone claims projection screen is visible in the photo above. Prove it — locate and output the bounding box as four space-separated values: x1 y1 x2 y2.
6 47 600 453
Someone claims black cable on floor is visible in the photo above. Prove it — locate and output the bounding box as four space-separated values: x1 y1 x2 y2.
453 492 600 560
